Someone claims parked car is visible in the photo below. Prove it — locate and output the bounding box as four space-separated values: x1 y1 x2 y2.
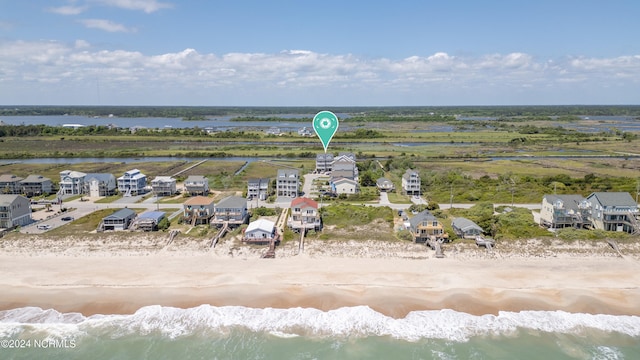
61 216 74 221
37 224 52 230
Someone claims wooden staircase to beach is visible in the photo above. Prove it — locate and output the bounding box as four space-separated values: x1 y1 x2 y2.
209 222 228 248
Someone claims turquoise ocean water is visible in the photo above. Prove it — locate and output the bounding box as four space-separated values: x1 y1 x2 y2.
1 305 639 359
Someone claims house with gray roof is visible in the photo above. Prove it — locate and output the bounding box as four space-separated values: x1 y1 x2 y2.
151 176 177 196
0 195 31 228
0 174 24 195
540 194 591 229
587 192 639 233
59 170 86 195
99 208 136 231
117 169 147 196
402 169 421 196
184 175 209 196
408 210 448 243
376 177 394 192
316 153 334 173
212 196 249 228
84 173 116 197
247 178 270 200
276 169 299 199
19 175 53 197
451 217 484 239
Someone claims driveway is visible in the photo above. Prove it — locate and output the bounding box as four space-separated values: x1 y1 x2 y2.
379 191 390 205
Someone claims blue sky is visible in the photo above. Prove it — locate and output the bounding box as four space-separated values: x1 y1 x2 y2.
1 0 639 106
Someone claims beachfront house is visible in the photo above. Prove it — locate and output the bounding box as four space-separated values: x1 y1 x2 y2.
84 173 116 197
183 196 215 226
376 177 395 192
540 194 591 229
0 195 31 229
117 169 147 196
184 175 209 196
276 169 299 199
408 210 448 244
212 196 249 228
288 197 322 232
587 192 639 233
130 211 166 231
59 170 86 195
243 218 277 245
151 176 177 196
402 169 421 196
0 174 24 195
19 175 53 197
247 178 270 201
98 208 136 231
316 153 334 173
451 217 484 239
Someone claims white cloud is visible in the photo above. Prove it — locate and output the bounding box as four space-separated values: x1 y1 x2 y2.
78 19 135 33
48 5 88 15
1 40 639 105
97 0 172 13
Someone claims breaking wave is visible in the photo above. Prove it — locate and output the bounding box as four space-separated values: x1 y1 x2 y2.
1 305 639 342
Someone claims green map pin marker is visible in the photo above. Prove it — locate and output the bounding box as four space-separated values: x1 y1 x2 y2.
313 111 339 153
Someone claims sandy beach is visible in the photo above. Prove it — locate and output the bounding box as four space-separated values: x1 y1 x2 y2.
1 234 639 318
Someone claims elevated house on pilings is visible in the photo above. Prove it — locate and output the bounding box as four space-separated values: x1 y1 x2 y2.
587 192 639 234
212 196 249 229
183 196 215 226
540 194 591 229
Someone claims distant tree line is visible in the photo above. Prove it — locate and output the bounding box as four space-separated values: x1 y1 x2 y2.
3 105 640 118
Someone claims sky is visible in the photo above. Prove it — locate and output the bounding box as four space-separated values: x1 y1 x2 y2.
1 0 640 106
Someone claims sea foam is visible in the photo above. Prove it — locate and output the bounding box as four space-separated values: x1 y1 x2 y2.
1 305 639 342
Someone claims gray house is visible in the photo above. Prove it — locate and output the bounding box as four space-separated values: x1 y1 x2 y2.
20 175 53 197
212 196 249 228
332 153 358 180
0 195 31 228
0 174 24 194
247 178 270 200
184 175 209 196
587 192 639 233
315 153 334 173
276 169 299 199
99 208 137 231
451 217 484 239
376 177 395 192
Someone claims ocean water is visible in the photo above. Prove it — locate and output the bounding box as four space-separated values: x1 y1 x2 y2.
1 305 639 359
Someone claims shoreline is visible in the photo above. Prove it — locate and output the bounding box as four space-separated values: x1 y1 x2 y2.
1 250 639 318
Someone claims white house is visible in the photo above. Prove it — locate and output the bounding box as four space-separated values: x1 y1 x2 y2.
117 169 147 196
243 218 276 244
59 170 87 195
84 173 116 197
151 176 177 196
331 177 359 194
402 169 421 196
